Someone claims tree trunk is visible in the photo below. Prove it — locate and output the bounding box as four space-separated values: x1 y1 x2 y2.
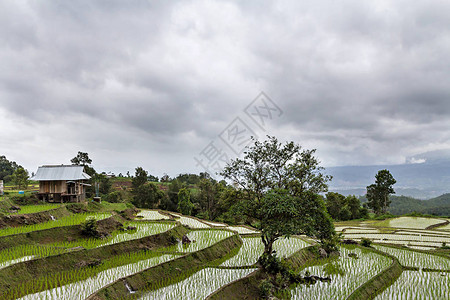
265 240 274 255
261 234 274 255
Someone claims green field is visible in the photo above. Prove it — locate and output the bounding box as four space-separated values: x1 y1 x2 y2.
0 204 448 299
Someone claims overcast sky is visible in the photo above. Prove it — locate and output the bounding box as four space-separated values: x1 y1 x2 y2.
1 0 450 178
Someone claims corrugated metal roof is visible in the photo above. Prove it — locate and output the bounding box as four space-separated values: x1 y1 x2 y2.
31 165 91 181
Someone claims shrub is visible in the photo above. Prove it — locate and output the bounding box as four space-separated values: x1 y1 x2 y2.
102 191 123 203
257 253 307 298
320 232 341 253
196 211 209 220
259 279 274 298
441 242 450 249
373 213 395 220
258 253 283 274
81 218 99 238
359 206 369 219
360 238 372 247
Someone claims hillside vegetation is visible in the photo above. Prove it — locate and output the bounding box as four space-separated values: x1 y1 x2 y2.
359 194 450 216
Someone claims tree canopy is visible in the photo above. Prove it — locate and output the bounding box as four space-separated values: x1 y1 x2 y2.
178 188 194 215
258 189 335 254
325 192 368 221
131 183 165 209
132 167 148 190
11 167 29 190
198 178 221 220
0 155 21 182
130 167 165 208
71 151 95 176
91 173 112 196
221 136 336 256
222 136 331 201
70 151 92 165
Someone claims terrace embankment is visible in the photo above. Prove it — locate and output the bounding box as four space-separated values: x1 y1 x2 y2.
96 215 127 236
346 247 403 300
0 225 187 299
207 245 320 300
89 233 242 300
0 206 71 229
431 247 450 258
117 207 140 220
0 215 123 251
207 269 263 300
0 198 15 213
426 219 450 230
286 245 321 268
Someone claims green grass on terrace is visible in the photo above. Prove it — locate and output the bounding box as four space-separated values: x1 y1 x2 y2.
6 204 62 215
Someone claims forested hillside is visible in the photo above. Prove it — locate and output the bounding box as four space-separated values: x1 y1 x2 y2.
360 194 450 216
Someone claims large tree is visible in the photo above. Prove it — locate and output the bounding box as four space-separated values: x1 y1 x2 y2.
132 183 165 208
132 167 148 190
366 169 396 215
178 188 194 215
0 155 21 182
70 151 92 165
131 167 152 207
11 167 29 190
198 178 221 220
161 179 184 212
221 136 335 256
325 192 346 220
176 173 201 185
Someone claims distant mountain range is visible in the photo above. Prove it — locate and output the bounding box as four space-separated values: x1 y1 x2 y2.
325 150 450 199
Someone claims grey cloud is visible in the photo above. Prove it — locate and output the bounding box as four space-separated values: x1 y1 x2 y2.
1 0 450 175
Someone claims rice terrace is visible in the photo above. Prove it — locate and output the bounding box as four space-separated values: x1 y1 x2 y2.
0 205 448 299
0 139 449 300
